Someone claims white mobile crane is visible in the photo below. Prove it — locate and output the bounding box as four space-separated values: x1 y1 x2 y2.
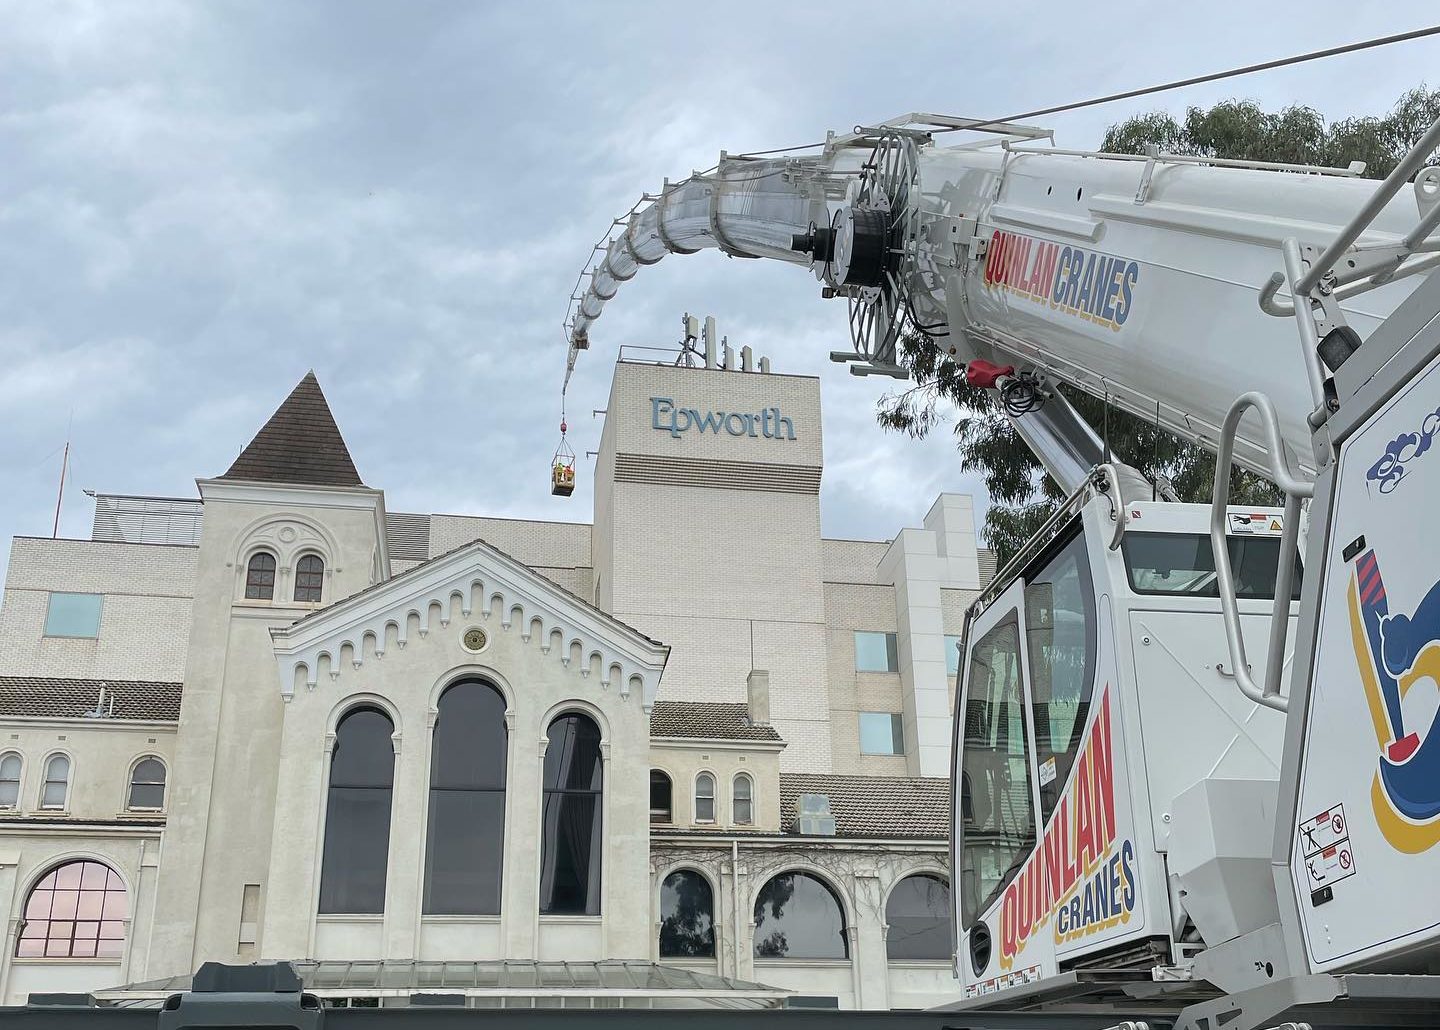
564 111 1440 1030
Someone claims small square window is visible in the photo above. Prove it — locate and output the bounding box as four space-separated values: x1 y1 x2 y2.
860 712 905 756
945 634 963 675
854 631 899 673
44 593 103 639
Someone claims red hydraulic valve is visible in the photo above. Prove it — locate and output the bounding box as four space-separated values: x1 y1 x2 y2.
965 359 1015 389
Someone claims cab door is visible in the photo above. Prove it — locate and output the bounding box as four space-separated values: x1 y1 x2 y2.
952 572 1045 991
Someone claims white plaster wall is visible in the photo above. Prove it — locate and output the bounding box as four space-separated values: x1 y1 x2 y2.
260 590 653 966
648 744 780 832
148 483 387 981
0 538 197 682
0 721 176 822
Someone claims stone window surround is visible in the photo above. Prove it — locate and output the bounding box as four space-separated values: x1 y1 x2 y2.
11 853 134 965
38 751 72 813
124 754 167 814
229 511 340 609
306 687 615 931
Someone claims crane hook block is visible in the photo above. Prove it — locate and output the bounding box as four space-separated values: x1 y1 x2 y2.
965 359 1015 389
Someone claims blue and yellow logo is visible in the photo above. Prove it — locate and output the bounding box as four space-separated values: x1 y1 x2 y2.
1349 548 1440 852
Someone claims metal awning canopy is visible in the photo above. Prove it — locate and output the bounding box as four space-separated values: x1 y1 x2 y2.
94 960 791 1009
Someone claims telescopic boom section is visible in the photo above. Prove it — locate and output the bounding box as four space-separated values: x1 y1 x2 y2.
564 152 845 389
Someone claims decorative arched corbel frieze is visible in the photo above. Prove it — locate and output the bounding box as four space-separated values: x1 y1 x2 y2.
269 539 668 708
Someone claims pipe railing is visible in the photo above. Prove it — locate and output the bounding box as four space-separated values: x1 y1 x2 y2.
1210 391 1315 713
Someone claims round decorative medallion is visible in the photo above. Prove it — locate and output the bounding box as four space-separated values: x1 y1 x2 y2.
462 627 489 653
277 526 298 543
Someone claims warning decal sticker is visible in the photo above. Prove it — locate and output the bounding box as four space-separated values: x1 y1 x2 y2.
1300 804 1356 894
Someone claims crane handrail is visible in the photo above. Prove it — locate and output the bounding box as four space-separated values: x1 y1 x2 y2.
1210 391 1315 713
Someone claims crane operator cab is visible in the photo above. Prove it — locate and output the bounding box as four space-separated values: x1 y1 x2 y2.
952 481 1300 1003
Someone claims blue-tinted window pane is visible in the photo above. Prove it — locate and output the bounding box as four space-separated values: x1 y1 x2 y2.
44 593 102 639
945 635 963 675
860 712 904 755
854 631 898 672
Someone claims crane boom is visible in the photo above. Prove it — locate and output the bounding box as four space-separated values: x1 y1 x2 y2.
567 116 1431 477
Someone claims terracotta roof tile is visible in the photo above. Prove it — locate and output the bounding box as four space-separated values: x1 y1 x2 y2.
0 677 182 722
220 372 364 487
780 772 948 840
649 702 783 742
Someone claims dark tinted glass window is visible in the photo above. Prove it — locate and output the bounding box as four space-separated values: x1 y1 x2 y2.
650 771 672 824
1123 532 1302 599
753 872 848 959
294 554 325 603
245 552 276 600
319 707 395 914
17 861 126 958
424 680 507 915
659 870 715 958
127 758 167 810
1025 530 1096 823
885 874 952 960
540 713 602 915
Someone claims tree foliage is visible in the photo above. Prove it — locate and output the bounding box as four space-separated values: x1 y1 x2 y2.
880 86 1440 566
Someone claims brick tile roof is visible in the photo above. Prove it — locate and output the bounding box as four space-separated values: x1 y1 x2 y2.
0 677 182 722
780 772 949 840
649 702 783 742
220 372 364 487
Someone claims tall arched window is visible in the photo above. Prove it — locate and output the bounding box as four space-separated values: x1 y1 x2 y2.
40 755 69 810
319 707 395 914
0 753 21 808
17 861 126 958
659 869 715 958
733 773 753 826
885 874 952 960
754 871 848 959
294 554 325 603
540 712 602 915
649 770 672 824
127 757 167 811
425 680 507 914
245 552 277 600
694 772 716 822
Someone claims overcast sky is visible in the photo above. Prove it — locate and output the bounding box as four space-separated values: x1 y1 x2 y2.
3 1 1439 574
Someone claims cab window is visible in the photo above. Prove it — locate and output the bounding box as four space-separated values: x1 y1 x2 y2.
959 614 1034 927
1123 532 1301 600
1023 529 1096 824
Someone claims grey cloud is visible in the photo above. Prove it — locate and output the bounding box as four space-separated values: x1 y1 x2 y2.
2 0 1437 572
